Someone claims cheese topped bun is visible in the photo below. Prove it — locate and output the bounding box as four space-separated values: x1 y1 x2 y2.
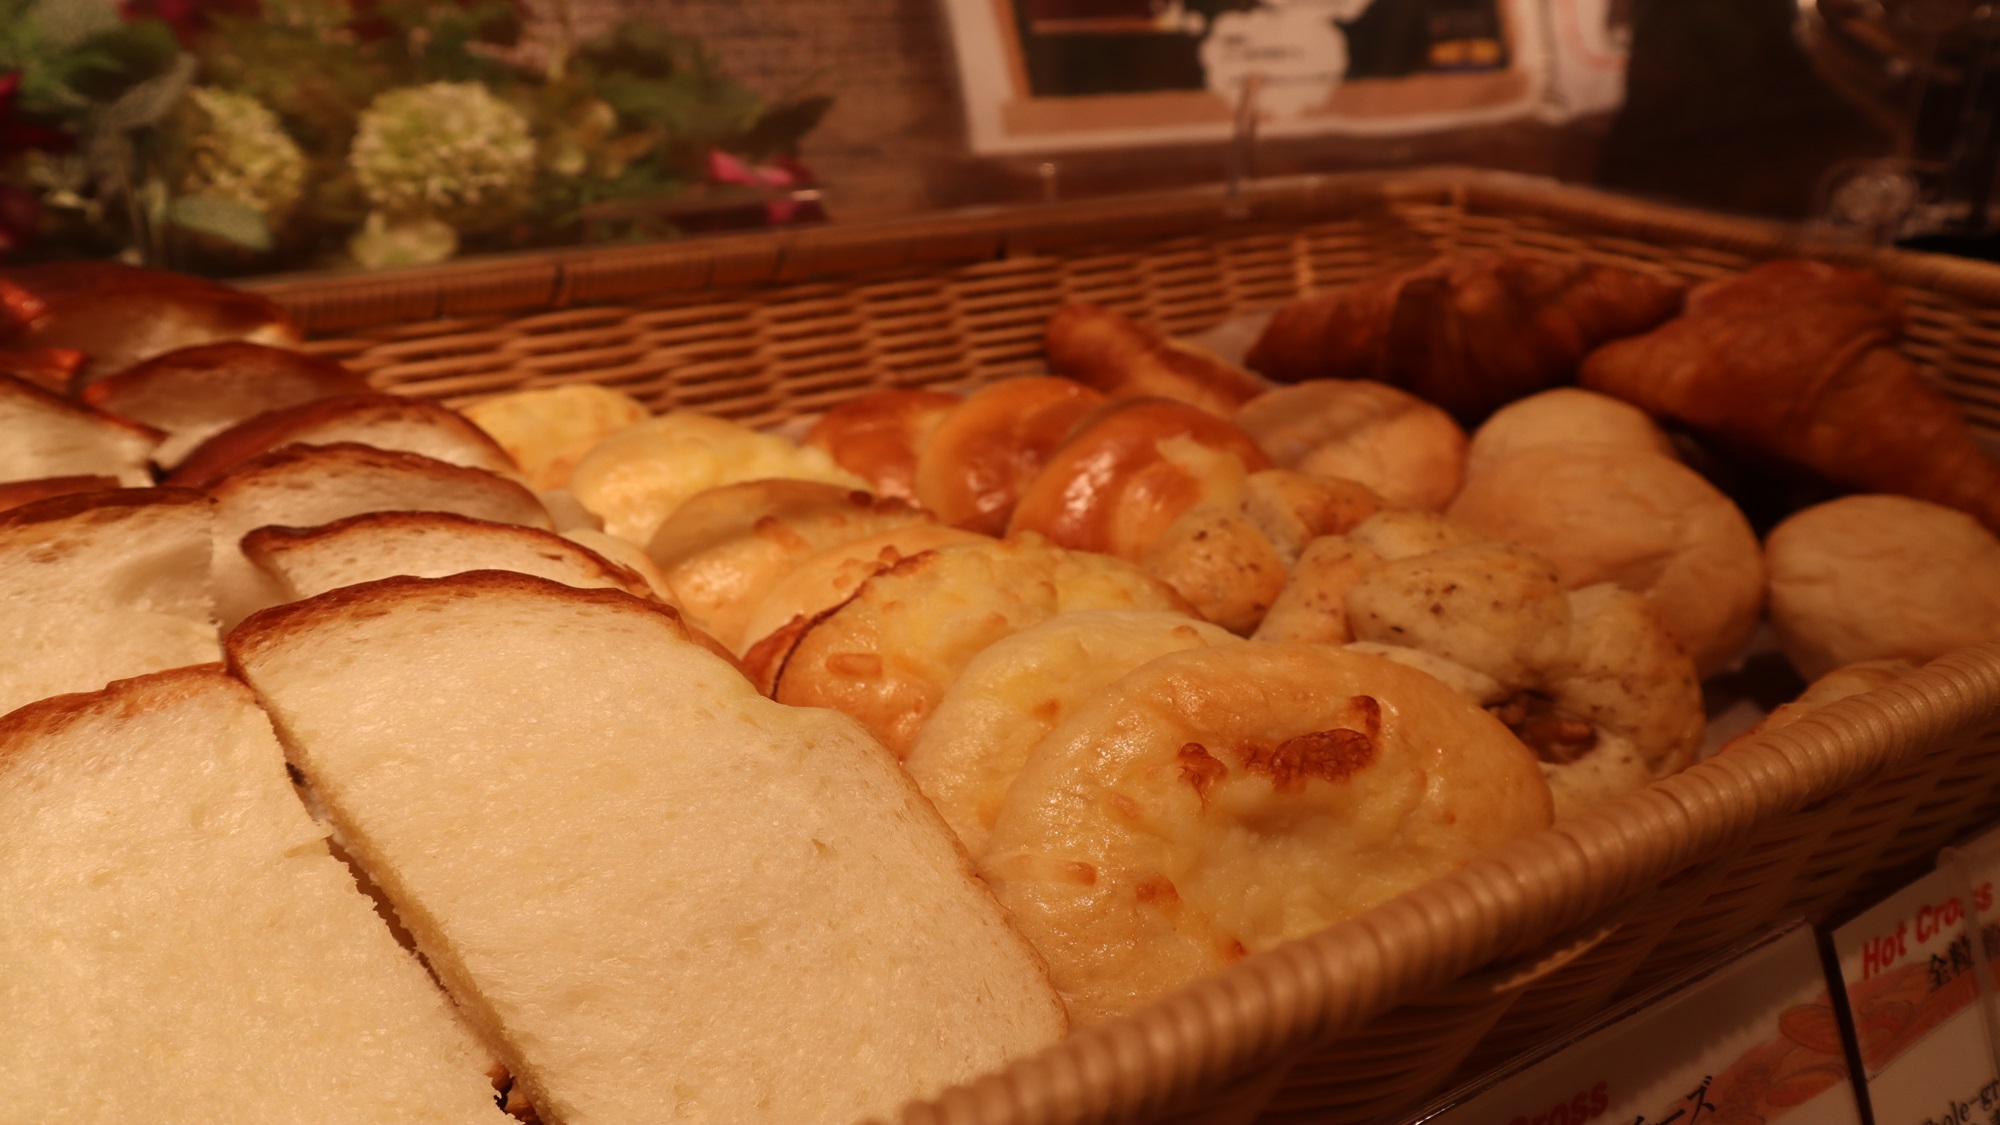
461 384 652 492
982 642 1552 1025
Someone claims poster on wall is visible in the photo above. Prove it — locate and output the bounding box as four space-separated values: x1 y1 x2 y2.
940 0 1633 155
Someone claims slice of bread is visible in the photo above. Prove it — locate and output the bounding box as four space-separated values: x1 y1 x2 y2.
168 393 518 489
0 475 121 514
0 372 160 486
0 666 511 1123
244 510 657 602
79 341 373 468
0 488 218 717
209 443 553 628
227 574 1068 1125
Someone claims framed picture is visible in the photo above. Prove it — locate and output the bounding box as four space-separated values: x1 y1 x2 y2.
941 0 1626 155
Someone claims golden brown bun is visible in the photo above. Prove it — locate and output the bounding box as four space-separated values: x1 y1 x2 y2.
802 388 961 502
1464 387 1677 477
1727 659 1917 750
0 262 301 386
460 384 652 492
1043 303 1268 416
1765 494 2000 679
981 642 1552 1024
1447 445 1764 676
914 376 1106 534
1580 259 2000 534
770 536 1190 756
1234 380 1467 509
1006 397 1274 562
1244 253 1685 421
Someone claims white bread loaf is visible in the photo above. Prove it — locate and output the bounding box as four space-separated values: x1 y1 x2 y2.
209 443 552 628
168 393 518 489
244 510 656 602
226 573 1068 1125
0 372 160 486
0 666 509 1123
77 341 373 468
0 489 218 717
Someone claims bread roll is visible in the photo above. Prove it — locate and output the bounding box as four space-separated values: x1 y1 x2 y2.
981 643 1551 1024
461 384 652 491
1464 387 1677 477
1766 495 2000 679
1234 380 1467 510
915 376 1106 534
803 388 961 502
1447 445 1764 676
1043 303 1267 416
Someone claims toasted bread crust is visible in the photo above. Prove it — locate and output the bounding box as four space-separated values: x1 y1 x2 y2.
0 476 124 513
0 485 208 530
210 442 546 519
1 371 165 443
80 341 368 412
170 394 515 489
0 662 229 770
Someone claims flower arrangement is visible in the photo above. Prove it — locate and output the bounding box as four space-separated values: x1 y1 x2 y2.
0 0 831 273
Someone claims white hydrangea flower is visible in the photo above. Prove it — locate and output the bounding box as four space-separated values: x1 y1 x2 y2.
182 87 306 223
349 82 537 234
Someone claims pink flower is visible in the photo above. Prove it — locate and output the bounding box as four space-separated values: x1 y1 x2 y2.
706 149 817 224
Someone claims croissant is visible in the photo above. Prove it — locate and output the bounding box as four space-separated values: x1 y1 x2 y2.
1579 259 2000 534
1244 252 1686 421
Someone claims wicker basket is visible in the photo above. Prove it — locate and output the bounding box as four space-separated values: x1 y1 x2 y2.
244 166 2000 1125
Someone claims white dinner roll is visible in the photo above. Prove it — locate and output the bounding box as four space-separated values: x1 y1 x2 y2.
1464 387 1678 477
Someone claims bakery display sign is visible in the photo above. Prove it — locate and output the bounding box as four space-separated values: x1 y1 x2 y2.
941 0 1631 154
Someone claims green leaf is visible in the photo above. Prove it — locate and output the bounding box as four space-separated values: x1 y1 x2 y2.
60 19 180 101
96 52 194 133
166 196 273 251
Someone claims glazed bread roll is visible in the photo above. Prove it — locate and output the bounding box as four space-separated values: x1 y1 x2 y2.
1 667 509 1123
1447 445 1764 676
981 643 1552 1024
1043 303 1268 417
228 574 1067 1125
1766 494 2000 679
803 388 961 502
770 535 1190 756
903 609 1240 854
1234 380 1467 510
1464 387 1678 477
915 376 1106 534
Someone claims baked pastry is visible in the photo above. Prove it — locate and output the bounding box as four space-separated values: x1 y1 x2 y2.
0 475 121 513
643 480 938 651
0 489 218 717
802 387 961 502
1579 259 2000 534
209 443 552 628
1447 444 1764 676
1043 303 1268 416
1765 494 2000 679
1 372 160 487
903 609 1240 854
1007 397 1273 560
568 411 868 546
1728 659 1917 749
980 642 1552 1024
768 535 1190 756
78 342 373 469
1234 379 1467 509
243 510 659 603
0 343 83 391
460 384 653 492
167 393 520 489
0 666 509 1123
914 376 1106 535
227 573 1069 1125
1463 387 1678 477
0 261 302 386
1244 253 1686 421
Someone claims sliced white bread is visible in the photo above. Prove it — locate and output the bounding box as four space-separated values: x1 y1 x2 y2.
227 574 1068 1125
79 341 373 468
0 475 121 514
244 510 656 602
168 393 518 489
0 665 510 1123
0 261 301 386
0 372 160 486
0 489 218 717
209 443 552 629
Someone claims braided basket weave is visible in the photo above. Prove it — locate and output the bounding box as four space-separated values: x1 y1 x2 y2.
246 167 2000 1125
